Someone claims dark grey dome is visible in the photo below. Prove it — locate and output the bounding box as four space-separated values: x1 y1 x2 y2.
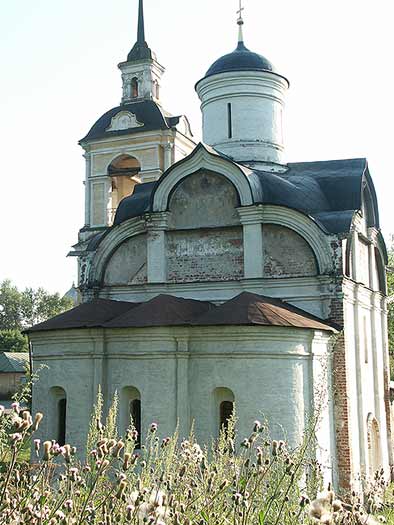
205 42 275 78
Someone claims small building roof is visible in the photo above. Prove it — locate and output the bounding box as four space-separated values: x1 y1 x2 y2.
0 353 29 373
26 293 336 334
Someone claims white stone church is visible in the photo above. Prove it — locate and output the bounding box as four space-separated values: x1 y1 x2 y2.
29 0 392 491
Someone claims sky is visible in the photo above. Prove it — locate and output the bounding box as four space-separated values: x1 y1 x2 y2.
0 0 393 294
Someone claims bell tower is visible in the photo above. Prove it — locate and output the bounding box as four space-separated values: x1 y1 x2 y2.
119 0 164 105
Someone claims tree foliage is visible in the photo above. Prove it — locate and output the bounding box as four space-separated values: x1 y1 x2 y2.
0 330 28 353
0 279 73 352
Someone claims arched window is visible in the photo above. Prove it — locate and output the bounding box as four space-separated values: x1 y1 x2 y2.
121 387 141 447
49 387 67 445
153 80 160 100
130 399 141 448
107 155 141 225
131 77 139 98
220 401 234 432
58 398 67 446
214 387 235 436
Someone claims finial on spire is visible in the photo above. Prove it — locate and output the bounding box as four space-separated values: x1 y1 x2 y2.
127 0 154 62
137 0 146 44
237 0 245 43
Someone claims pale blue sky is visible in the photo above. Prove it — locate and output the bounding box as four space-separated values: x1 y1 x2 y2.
0 0 393 293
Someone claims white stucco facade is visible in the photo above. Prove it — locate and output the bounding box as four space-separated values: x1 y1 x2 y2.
196 70 288 165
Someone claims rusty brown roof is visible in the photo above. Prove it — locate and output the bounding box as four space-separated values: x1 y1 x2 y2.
104 294 214 328
193 292 337 332
26 299 140 333
26 293 336 334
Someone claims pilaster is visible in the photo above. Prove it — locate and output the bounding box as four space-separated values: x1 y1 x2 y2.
237 207 264 279
175 335 190 438
146 212 169 283
84 152 92 227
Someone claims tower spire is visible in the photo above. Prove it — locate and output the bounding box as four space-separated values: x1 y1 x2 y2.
137 0 146 45
237 0 245 44
127 0 153 62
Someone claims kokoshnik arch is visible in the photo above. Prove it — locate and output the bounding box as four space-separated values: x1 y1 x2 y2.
28 0 391 492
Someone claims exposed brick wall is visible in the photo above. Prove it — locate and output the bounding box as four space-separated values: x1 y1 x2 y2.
167 227 243 283
263 225 317 277
329 290 353 492
383 351 393 471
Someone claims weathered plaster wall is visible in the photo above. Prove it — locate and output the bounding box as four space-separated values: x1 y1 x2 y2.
167 228 243 283
104 234 147 285
263 225 317 277
168 171 240 229
31 326 333 465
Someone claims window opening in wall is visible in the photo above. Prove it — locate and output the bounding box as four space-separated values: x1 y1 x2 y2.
130 399 141 448
58 398 67 446
227 103 233 139
220 401 234 433
131 77 139 98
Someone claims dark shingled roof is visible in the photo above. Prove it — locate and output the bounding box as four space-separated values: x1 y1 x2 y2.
27 293 336 333
193 292 337 332
104 294 214 328
80 101 181 143
109 144 376 235
26 299 140 333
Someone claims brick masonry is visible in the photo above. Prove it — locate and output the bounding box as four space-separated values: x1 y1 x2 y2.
167 227 244 283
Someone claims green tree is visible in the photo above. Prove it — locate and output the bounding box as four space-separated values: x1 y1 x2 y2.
0 330 28 353
0 280 73 352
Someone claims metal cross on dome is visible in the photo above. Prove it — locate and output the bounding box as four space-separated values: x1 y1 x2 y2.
237 0 245 22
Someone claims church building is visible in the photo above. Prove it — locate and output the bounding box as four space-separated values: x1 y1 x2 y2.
29 0 392 491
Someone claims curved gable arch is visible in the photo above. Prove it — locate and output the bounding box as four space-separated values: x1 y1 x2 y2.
152 144 255 212
362 170 380 229
89 217 147 286
260 205 334 274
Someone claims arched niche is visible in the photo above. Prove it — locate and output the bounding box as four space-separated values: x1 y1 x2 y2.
263 224 318 278
107 155 141 224
49 386 67 446
367 414 382 478
375 247 387 294
168 170 241 229
104 234 147 286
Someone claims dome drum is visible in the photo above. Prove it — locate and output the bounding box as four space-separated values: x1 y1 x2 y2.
196 70 288 165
